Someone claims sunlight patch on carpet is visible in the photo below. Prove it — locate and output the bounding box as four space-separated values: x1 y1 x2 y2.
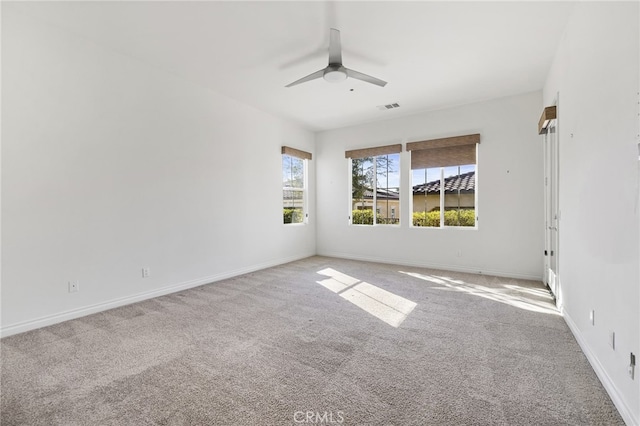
316 268 417 327
399 271 559 316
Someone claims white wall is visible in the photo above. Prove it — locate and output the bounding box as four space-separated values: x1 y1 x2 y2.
316 91 544 280
543 2 640 424
1 8 315 335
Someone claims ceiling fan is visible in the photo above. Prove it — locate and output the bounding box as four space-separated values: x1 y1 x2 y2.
285 28 387 88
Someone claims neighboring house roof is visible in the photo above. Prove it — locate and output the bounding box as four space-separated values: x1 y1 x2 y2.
413 171 475 194
355 187 400 200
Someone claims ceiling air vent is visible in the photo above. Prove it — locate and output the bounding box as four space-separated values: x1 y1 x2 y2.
377 102 400 111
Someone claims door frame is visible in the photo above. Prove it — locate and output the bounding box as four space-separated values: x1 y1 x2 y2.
543 99 560 308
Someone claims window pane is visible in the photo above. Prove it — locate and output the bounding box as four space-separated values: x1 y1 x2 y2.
375 153 400 225
443 164 475 227
283 154 305 224
412 167 441 227
351 157 374 225
286 156 304 188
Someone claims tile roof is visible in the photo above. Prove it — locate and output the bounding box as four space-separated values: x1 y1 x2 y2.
356 188 400 200
413 171 475 194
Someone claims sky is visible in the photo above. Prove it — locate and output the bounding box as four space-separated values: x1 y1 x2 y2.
374 155 475 189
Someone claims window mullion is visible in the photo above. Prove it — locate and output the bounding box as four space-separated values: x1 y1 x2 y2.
440 167 445 227
424 168 428 221
386 155 390 222
373 156 377 225
457 165 461 226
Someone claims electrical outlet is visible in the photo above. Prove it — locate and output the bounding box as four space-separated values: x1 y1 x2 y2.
609 331 615 350
589 310 595 325
68 281 79 293
142 267 151 278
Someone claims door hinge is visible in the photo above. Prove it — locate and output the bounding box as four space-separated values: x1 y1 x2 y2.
550 250 554 256
544 250 548 256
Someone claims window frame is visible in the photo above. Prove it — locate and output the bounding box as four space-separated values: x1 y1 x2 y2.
347 146 402 227
408 134 480 230
282 146 311 225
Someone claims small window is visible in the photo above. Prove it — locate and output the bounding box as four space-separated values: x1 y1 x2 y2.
408 134 479 228
348 146 401 226
282 146 311 224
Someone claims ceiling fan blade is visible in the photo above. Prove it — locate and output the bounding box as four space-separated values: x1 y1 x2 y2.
328 28 342 65
346 68 387 87
285 69 325 87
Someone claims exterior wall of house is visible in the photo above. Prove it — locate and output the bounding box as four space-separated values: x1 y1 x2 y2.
412 193 475 212
375 200 400 221
352 200 400 217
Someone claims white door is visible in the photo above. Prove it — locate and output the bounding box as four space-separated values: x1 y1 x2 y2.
544 119 559 304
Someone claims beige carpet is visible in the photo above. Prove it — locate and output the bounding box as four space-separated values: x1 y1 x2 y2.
0 256 623 425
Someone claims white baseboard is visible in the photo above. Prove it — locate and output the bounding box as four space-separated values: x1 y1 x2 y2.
0 252 314 338
563 311 638 426
317 251 543 282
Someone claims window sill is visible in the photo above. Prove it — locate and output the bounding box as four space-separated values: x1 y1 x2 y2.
410 226 478 230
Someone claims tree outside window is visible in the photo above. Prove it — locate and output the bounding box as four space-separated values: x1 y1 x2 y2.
351 153 400 225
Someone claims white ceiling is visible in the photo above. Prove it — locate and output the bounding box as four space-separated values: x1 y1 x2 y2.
7 1 575 131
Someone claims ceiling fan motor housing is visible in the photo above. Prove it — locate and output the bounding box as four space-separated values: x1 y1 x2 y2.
323 64 348 83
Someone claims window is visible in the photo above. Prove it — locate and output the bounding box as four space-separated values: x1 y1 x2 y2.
408 134 480 228
346 144 401 226
282 146 311 224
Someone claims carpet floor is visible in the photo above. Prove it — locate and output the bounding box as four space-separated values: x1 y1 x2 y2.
0 256 624 425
